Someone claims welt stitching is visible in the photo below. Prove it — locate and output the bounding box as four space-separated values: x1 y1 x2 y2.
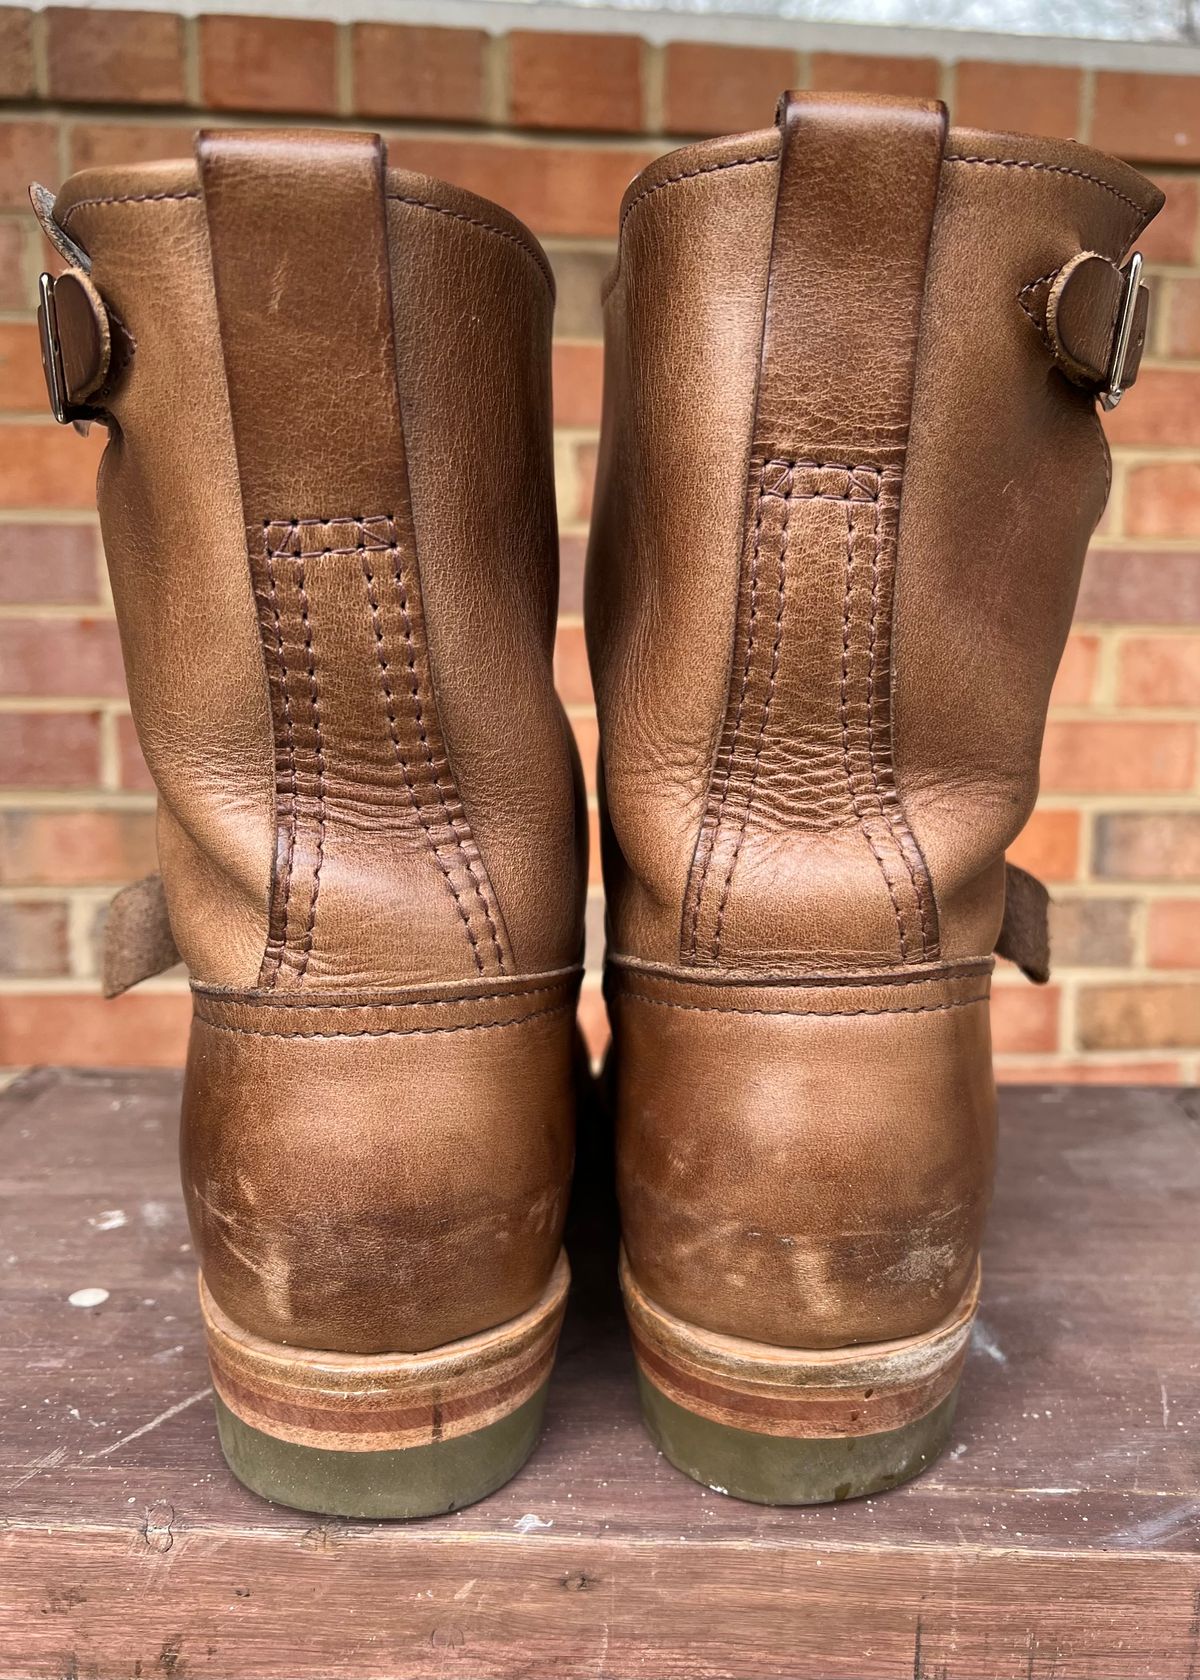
290 548 326 980
864 494 930 957
193 978 577 1011
364 543 486 976
196 1000 573 1042
622 990 986 1021
688 460 767 959
713 463 791 962
263 544 297 989
389 550 507 974
840 494 910 960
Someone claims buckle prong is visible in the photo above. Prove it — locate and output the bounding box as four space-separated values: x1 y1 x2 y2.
1100 251 1143 412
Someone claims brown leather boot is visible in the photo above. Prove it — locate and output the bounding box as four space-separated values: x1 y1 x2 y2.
587 93 1162 1504
33 132 586 1517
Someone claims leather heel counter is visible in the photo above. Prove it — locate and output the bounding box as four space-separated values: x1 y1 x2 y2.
610 962 996 1350
181 972 580 1354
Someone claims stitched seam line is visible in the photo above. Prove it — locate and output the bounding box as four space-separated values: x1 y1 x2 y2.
291 549 326 980
1017 268 1059 330
389 549 506 974
618 152 776 240
943 154 1147 222
713 462 791 963
263 545 297 990
195 1000 573 1042
688 461 767 960
192 977 579 1011
840 494 910 961
365 542 487 977
621 991 985 1020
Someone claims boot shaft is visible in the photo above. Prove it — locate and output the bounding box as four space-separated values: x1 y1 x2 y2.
43 133 584 994
588 96 1162 975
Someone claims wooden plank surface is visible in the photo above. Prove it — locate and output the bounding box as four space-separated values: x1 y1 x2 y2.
0 1068 1197 1679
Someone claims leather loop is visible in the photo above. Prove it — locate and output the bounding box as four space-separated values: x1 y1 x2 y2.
1030 250 1150 396
995 862 1051 985
103 873 181 997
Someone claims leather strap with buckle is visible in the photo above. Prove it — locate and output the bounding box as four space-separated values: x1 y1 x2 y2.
37 268 113 425
1022 249 1150 409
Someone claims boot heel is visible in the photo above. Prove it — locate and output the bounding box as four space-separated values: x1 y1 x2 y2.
200 1253 569 1519
622 1250 976 1506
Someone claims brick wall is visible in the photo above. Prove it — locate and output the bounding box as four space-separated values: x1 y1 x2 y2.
1 8 1198 1078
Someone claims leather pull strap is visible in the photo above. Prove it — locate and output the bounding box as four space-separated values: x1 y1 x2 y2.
103 874 181 998
757 91 948 467
995 862 1051 985
197 129 511 987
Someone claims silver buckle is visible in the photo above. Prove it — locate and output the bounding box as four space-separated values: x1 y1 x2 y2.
1100 251 1143 413
37 271 88 425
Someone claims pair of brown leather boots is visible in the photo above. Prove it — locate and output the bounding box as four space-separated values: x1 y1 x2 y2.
34 94 1159 1518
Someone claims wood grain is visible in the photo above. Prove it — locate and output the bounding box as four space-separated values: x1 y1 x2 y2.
0 1070 1198 1678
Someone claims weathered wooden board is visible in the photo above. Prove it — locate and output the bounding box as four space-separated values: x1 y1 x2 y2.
0 1069 1197 1679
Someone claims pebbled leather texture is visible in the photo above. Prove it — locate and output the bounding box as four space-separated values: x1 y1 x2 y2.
589 96 1162 1349
44 134 585 1355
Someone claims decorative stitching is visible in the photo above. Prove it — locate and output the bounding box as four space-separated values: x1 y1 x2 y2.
192 976 579 1010
388 549 507 974
943 154 1147 222
840 494 909 959
687 460 768 959
196 1000 573 1042
365 543 487 976
1017 268 1059 330
291 550 326 980
263 545 297 990
618 153 776 240
59 189 198 228
622 990 986 1021
712 462 791 962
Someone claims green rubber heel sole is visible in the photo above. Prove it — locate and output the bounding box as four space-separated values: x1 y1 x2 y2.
637 1368 960 1506
213 1382 550 1519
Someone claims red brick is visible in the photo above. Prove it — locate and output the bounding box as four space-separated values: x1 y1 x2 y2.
385 136 660 240
1104 368 1200 448
1007 808 1081 882
0 8 35 99
552 341 604 429
0 900 70 977
1125 460 1200 539
1040 720 1195 793
577 982 610 1065
990 984 1061 1054
45 8 185 105
1092 72 1200 165
0 122 59 212
1140 177 1197 265
662 41 795 138
0 321 48 412
116 711 152 791
0 523 99 604
1078 549 1200 625
0 222 29 311
570 438 598 523
952 60 1082 138
352 23 487 124
996 1058 1183 1083
550 245 614 341
1147 898 1200 968
1077 981 1200 1049
1163 277 1200 359
810 54 940 99
1094 812 1200 881
68 121 194 173
1047 895 1136 967
1117 634 1200 705
0 807 155 885
199 15 337 115
0 708 102 787
588 804 601 886
0 989 190 1067
0 616 125 699
0 422 105 510
554 622 592 707
570 709 599 795
1048 633 1099 707
508 31 643 134
559 533 587 616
